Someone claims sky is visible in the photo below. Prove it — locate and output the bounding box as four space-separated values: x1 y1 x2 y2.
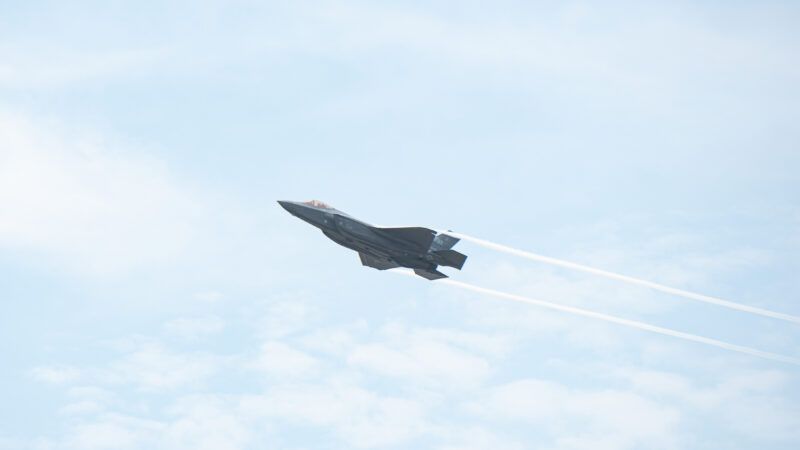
1 1 800 449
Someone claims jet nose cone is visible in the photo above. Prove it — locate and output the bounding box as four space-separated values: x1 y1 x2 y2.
278 200 326 228
277 200 297 213
278 201 310 219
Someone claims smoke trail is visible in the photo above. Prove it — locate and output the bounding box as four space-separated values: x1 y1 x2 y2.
392 270 800 365
448 232 800 325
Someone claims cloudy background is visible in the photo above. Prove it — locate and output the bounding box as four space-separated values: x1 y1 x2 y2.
1 1 799 449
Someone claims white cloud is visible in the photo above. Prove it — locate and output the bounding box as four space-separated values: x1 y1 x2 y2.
0 111 206 275
472 378 681 450
69 421 138 449
407 327 512 357
192 291 224 303
256 299 318 339
60 401 104 416
348 341 489 388
103 342 224 391
22 314 800 450
164 396 251 450
347 324 492 388
163 316 225 340
0 45 171 88
61 386 116 416
719 395 800 442
30 365 81 385
28 394 252 450
65 414 165 450
67 386 116 403
609 365 800 441
256 1 799 109
240 381 429 448
611 365 792 406
299 327 359 356
434 427 525 450
249 341 319 377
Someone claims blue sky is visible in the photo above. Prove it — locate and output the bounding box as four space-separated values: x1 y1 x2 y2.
1 1 799 449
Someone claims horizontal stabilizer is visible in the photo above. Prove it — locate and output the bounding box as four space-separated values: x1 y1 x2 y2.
359 252 399 270
431 233 460 251
414 268 448 280
375 226 436 250
434 249 467 270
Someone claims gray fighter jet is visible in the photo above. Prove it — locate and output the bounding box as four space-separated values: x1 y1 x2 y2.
278 200 467 280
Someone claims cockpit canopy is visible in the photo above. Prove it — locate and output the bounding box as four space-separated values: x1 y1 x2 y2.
303 199 333 209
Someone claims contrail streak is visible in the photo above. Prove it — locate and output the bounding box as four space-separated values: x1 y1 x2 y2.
392 270 800 365
447 232 800 325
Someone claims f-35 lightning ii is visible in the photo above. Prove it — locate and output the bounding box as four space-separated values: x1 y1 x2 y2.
278 200 467 280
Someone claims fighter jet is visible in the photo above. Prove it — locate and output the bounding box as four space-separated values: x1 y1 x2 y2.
278 200 467 280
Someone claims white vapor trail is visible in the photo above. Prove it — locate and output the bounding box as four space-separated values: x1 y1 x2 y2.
391 270 800 365
447 232 800 325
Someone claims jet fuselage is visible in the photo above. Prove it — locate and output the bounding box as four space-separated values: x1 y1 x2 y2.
278 200 466 280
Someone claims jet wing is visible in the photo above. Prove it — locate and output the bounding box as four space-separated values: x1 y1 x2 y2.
374 226 436 250
359 252 400 270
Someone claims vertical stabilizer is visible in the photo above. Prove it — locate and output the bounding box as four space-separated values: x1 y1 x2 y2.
431 233 460 251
